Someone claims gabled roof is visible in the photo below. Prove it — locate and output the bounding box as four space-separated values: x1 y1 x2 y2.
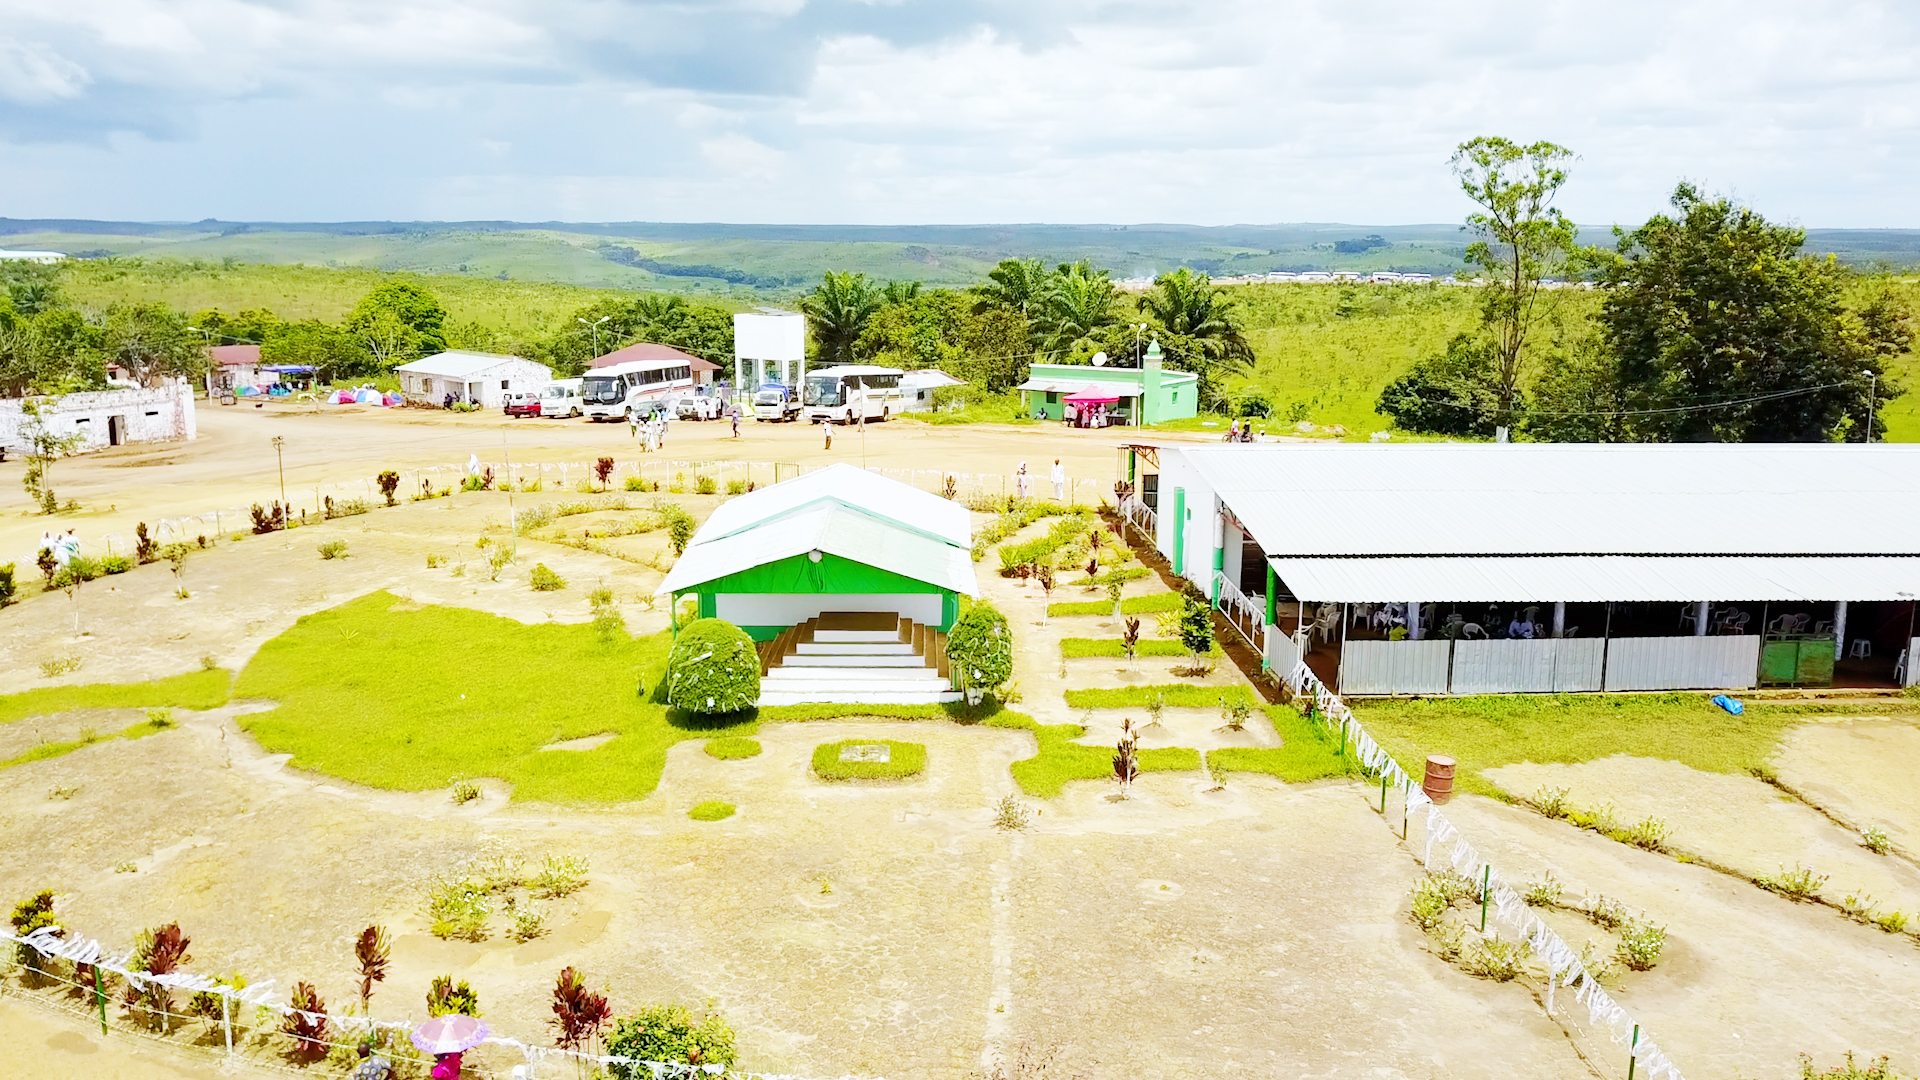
657 501 978 598
1162 443 1920 557
210 344 261 367
695 462 971 548
393 351 547 378
591 342 720 372
655 463 977 598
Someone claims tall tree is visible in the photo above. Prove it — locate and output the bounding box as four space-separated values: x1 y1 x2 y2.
1598 183 1909 441
262 319 367 381
1451 136 1581 420
1140 268 1253 409
102 303 205 386
801 271 883 366
972 258 1052 319
345 281 448 365
1035 261 1120 359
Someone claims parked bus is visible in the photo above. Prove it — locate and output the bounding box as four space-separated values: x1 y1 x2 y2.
580 359 695 422
751 383 801 422
538 378 583 418
802 365 905 424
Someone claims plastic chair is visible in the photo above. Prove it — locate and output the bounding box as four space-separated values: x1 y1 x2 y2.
1896 648 1908 686
1849 639 1872 660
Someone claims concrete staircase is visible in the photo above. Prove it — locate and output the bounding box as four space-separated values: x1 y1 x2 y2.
756 612 957 706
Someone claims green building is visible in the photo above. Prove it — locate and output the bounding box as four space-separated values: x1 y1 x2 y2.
656 463 978 706
1016 341 1199 425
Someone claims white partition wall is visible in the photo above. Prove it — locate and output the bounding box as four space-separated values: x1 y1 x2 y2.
1265 624 1302 675
1602 636 1760 691
1341 640 1451 695
1450 638 1604 694
1908 638 1920 687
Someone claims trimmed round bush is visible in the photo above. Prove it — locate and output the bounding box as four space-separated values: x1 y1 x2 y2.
689 800 736 821
705 737 762 760
947 601 1012 692
666 618 761 715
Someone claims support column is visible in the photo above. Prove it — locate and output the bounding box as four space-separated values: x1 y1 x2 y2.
1171 488 1187 576
1407 601 1422 641
1694 600 1710 636
1265 564 1277 627
1833 601 1849 661
1552 602 1566 639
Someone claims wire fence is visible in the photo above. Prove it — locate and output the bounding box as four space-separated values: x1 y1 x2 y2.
1279 662 1685 1080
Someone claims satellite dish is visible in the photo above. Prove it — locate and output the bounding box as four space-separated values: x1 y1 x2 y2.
1090 351 1108 367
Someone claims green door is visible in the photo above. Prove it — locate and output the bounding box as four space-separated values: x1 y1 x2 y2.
1760 640 1798 685
1796 639 1835 685
1761 637 1836 687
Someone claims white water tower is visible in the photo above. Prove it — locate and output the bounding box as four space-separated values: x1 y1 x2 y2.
733 309 807 391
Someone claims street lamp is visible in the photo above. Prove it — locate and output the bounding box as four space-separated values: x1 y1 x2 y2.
271 435 286 509
578 315 610 359
1864 369 1877 443
1133 323 1149 365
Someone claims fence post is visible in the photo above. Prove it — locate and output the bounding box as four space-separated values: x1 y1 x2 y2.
93 964 107 1035
1479 864 1491 932
223 992 234 1053
1627 1025 1639 1080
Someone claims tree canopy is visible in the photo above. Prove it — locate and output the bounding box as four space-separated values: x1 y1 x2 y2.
801 271 884 366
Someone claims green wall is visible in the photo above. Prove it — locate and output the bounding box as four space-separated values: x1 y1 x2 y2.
689 550 959 639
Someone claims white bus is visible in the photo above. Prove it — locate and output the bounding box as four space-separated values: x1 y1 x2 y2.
580 359 695 422
538 378 582 418
802 365 906 424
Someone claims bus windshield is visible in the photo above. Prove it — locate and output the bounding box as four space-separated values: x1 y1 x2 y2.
803 376 842 407
581 376 624 404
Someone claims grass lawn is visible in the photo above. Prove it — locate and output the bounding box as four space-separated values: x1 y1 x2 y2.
1351 692 1905 799
233 591 741 802
705 737 762 760
1059 638 1205 658
0 713 185 772
1049 593 1183 618
1207 707 1358 784
811 739 928 781
689 800 737 821
1064 684 1254 709
979 709 1200 798
0 669 232 726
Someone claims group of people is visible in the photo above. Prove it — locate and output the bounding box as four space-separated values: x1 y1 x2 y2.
631 409 670 452
37 529 80 567
1225 419 1263 442
1012 459 1069 501
1062 402 1114 428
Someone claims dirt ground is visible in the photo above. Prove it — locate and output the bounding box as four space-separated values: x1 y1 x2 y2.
3 403 1920 1078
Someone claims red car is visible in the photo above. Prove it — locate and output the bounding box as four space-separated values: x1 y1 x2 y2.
503 391 542 418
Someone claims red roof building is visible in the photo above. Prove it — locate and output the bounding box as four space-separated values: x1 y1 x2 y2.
589 342 721 384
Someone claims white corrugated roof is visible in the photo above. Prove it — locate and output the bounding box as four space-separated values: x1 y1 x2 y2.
394 351 542 378
657 502 978 597
1165 443 1920 556
694 462 970 548
1269 555 1920 603
900 370 965 390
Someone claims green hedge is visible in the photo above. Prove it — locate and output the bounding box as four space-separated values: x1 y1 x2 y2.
1049 592 1184 617
1064 684 1255 709
704 737 762 760
1060 638 1211 658
666 618 761 716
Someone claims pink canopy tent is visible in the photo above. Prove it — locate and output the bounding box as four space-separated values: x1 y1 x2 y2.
1063 385 1121 405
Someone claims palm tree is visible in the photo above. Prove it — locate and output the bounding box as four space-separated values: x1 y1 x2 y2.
881 280 922 305
972 258 1051 316
801 271 883 365
1141 268 1253 409
1036 261 1121 357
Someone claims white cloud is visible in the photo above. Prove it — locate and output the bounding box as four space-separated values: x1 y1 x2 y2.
0 1 1917 224
0 41 91 103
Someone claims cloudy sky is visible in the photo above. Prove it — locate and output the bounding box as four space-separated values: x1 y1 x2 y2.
1 0 1916 227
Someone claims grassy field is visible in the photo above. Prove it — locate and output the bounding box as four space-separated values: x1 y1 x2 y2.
810 739 928 781
1063 684 1254 709
1059 638 1195 658
1206 707 1357 783
1347 692 1920 799
984 709 1200 798
1049 592 1184 617
0 668 232 726
0 711 185 772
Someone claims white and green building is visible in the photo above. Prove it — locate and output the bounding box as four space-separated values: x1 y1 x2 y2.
1016 341 1200 425
656 463 978 704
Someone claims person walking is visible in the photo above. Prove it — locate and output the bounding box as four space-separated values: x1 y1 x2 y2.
823 422 833 451
1015 462 1031 499
1050 458 1066 501
730 404 741 439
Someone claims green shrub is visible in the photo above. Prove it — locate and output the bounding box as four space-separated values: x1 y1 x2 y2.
1461 935 1528 981
529 563 567 591
812 739 927 781
725 478 747 495
1797 1053 1903 1080
530 854 589 898
666 618 760 715
604 1005 736 1078
100 555 132 574
694 475 717 495
0 563 15 607
1614 918 1667 970
660 503 696 555
705 737 762 760
948 601 1012 694
317 540 349 560
427 975 480 1017
1758 864 1828 902
689 800 736 820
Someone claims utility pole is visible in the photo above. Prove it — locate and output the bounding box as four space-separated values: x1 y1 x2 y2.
1865 369 1877 443
272 436 286 508
578 315 610 359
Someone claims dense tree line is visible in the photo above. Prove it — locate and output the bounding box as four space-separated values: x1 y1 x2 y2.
797 259 1253 405
1378 143 1912 443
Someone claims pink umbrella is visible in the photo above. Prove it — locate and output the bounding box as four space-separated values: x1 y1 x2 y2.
411 1014 490 1054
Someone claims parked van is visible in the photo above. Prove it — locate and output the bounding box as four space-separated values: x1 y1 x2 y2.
539 379 583 418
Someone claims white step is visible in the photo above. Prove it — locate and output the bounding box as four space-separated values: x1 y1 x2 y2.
813 629 904 643
757 690 962 706
762 669 947 687
782 653 928 668
796 642 916 655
